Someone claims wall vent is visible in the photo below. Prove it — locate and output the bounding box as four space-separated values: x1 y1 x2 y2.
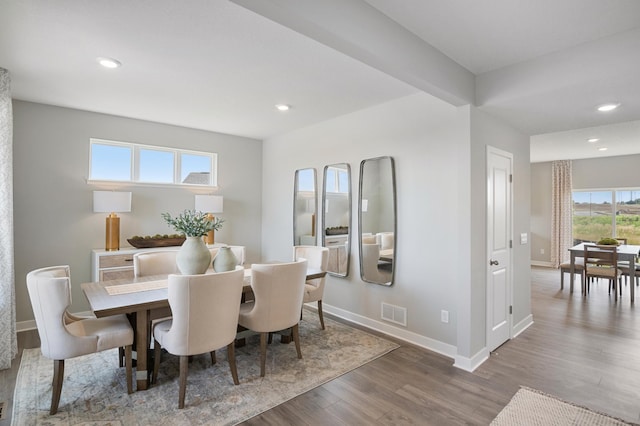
381 302 407 327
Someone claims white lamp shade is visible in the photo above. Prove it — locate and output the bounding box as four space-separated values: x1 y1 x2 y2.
93 191 132 213
195 195 223 213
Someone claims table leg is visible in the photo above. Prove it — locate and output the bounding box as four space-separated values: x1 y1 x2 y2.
629 255 635 303
135 310 150 391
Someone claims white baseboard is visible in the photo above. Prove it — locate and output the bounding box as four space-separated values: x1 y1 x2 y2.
321 303 457 360
17 310 95 333
531 260 554 268
513 314 534 338
454 348 489 372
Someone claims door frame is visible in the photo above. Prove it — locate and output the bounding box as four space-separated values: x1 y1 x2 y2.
486 145 514 352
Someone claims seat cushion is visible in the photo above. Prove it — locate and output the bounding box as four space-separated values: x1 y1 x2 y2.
66 314 133 352
152 318 173 349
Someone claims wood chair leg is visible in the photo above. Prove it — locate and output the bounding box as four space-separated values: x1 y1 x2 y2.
50 359 64 415
152 339 161 385
260 332 268 377
125 345 133 394
210 350 216 365
292 323 302 359
179 355 188 409
317 300 325 330
226 342 240 385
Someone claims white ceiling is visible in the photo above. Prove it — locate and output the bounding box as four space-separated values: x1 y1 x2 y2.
1 0 639 162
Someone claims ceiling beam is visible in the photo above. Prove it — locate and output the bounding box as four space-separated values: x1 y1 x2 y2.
232 0 475 107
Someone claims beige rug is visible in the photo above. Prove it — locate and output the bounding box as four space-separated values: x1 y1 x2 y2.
492 387 639 425
12 310 398 425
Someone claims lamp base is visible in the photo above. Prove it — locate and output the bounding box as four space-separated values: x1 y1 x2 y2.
205 214 215 245
105 213 120 251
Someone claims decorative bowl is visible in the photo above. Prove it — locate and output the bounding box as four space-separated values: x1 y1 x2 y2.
127 237 186 249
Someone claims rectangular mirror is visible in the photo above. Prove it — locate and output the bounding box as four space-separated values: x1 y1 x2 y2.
322 163 351 277
358 156 396 286
294 168 317 246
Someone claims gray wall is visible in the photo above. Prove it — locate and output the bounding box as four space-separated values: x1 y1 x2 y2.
530 154 640 264
13 101 262 322
261 92 531 364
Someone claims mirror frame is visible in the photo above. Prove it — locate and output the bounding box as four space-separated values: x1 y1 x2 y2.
358 156 397 286
322 163 352 277
293 168 317 246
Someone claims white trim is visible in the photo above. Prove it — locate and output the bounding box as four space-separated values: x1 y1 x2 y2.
513 314 534 338
531 260 554 268
454 348 489 372
17 311 95 332
321 303 457 360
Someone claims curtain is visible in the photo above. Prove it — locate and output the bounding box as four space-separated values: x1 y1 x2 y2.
550 160 573 268
0 68 17 370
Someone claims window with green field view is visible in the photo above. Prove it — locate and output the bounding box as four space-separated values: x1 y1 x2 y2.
573 190 640 245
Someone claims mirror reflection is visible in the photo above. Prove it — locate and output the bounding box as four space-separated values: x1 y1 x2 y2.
358 156 396 286
294 168 317 246
322 163 351 277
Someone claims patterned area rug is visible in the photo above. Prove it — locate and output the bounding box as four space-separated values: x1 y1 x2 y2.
12 310 398 425
492 387 639 425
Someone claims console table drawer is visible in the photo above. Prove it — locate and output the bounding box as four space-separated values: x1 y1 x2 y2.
99 254 134 268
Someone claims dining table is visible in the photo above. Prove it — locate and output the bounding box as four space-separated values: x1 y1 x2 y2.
568 242 640 302
81 266 326 391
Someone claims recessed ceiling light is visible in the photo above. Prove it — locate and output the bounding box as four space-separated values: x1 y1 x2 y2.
598 146 608 151
97 57 122 69
597 103 620 112
275 104 290 112
587 138 599 143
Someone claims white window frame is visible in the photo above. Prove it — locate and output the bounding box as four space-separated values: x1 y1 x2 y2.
88 138 218 187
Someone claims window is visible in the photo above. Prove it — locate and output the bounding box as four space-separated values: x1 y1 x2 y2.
89 139 217 187
572 189 640 244
325 166 348 193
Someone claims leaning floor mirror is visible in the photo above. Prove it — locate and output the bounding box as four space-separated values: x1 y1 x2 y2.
322 163 351 277
293 168 317 246
358 156 396 286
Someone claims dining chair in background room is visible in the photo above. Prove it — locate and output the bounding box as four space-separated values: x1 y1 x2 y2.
238 259 308 377
293 245 329 329
26 265 134 414
151 266 245 409
559 257 584 291
583 245 623 299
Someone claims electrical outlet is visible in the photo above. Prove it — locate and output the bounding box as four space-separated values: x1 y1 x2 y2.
441 310 449 323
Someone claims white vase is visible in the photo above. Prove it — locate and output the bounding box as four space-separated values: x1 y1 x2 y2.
176 236 211 275
213 246 238 272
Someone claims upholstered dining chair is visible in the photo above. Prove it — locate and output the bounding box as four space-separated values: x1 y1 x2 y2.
238 259 308 377
293 245 329 329
151 266 245 409
361 243 392 284
26 265 133 415
583 245 623 299
133 250 179 277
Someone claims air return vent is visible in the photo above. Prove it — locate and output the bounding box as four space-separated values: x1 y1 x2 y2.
381 302 407 326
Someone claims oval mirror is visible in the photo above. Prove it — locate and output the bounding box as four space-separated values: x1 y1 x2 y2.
294 168 317 246
358 156 396 286
322 163 351 277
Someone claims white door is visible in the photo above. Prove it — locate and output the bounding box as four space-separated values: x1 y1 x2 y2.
486 146 512 352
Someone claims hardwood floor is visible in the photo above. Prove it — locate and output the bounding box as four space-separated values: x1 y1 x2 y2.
3 266 640 425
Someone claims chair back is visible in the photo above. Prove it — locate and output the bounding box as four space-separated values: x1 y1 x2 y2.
134 250 179 277
584 245 619 278
26 266 96 359
249 259 308 331
162 266 245 356
293 245 329 287
376 232 394 250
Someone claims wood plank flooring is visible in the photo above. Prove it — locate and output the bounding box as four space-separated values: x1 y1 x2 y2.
3 266 640 425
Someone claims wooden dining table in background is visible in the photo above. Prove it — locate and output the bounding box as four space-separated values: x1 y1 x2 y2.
81 267 326 391
568 243 640 302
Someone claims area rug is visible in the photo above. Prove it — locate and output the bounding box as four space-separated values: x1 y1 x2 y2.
12 310 398 425
491 387 639 425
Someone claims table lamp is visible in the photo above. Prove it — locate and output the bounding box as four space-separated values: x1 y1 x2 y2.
93 191 132 251
195 195 223 244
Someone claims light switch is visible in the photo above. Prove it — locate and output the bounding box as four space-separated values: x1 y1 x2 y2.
520 233 528 244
